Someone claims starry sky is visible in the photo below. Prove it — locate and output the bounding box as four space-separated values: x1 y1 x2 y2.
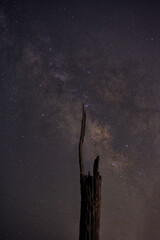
1 0 160 239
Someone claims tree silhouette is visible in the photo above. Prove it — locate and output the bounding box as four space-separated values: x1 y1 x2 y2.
79 105 102 240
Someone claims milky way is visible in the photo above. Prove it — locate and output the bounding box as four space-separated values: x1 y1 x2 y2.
1 1 160 239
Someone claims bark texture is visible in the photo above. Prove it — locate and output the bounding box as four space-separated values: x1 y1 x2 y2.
79 105 102 240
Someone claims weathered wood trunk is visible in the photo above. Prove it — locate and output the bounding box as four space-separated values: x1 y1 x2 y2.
79 105 102 240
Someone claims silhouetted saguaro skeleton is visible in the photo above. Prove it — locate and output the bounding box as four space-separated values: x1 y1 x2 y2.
79 105 102 240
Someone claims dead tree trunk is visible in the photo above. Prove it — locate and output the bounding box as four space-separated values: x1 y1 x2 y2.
79 105 102 240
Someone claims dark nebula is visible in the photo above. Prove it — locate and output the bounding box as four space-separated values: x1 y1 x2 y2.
1 1 160 239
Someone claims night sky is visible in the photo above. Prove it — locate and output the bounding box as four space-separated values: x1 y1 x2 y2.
1 0 160 239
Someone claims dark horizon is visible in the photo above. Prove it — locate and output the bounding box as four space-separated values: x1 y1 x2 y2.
1 0 160 239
